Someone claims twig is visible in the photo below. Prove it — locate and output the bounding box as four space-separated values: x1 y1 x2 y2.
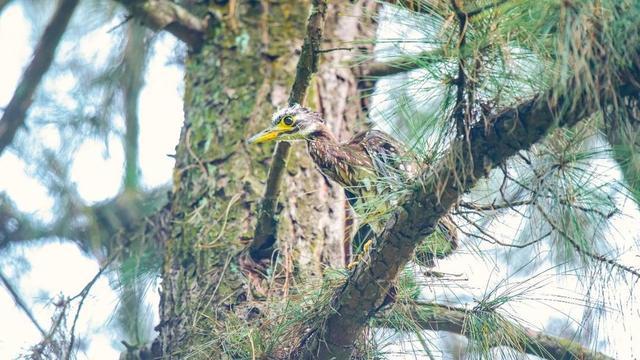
0 0 79 156
458 198 617 219
316 47 353 53
65 251 120 359
536 204 640 279
0 270 47 337
458 212 552 249
249 0 328 261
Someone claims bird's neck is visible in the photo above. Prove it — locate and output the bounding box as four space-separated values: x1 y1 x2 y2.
306 127 342 169
307 127 339 145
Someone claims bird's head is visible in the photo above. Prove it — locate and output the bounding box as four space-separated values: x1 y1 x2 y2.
248 104 325 144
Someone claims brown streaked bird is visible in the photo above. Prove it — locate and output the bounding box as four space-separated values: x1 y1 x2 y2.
248 104 457 267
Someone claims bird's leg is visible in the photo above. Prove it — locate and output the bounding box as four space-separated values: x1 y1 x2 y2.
347 224 375 270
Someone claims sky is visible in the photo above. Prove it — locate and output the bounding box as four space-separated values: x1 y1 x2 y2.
1 2 640 359
0 3 181 358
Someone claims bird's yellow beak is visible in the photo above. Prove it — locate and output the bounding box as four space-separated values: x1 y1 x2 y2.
247 127 281 144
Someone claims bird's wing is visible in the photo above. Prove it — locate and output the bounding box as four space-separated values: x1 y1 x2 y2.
347 130 415 184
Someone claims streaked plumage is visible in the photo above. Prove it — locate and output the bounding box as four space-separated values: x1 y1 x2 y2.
249 104 456 263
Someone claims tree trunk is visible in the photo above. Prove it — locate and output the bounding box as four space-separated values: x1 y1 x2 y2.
156 1 377 357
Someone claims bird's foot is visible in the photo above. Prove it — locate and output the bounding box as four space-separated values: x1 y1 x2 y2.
347 240 373 270
363 239 372 253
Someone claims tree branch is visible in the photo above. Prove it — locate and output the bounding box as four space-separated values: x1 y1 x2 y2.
295 59 640 360
0 187 168 251
114 0 209 50
249 0 328 261
378 302 613 360
361 49 445 78
0 269 47 337
0 0 79 157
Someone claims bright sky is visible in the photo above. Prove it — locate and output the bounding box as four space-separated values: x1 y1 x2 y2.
0 3 181 358
1 2 640 360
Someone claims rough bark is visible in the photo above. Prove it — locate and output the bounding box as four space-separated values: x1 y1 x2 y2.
0 0 79 156
156 1 378 357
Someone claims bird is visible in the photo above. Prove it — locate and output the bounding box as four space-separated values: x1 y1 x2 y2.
248 104 457 267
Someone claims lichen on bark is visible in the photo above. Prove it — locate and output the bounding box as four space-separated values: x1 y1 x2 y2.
156 1 379 357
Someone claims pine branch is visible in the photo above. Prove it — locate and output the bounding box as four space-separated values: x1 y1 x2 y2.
295 58 640 360
0 0 79 157
114 0 210 50
249 0 328 261
379 302 614 360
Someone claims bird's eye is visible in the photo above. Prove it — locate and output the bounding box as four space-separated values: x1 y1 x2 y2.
282 116 294 126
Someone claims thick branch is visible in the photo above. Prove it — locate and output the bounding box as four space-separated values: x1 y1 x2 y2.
249 0 328 260
114 0 209 50
379 302 613 360
0 0 79 156
296 63 640 360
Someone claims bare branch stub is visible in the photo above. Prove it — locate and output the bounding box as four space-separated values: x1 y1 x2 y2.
249 0 329 261
114 0 210 50
0 0 80 156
